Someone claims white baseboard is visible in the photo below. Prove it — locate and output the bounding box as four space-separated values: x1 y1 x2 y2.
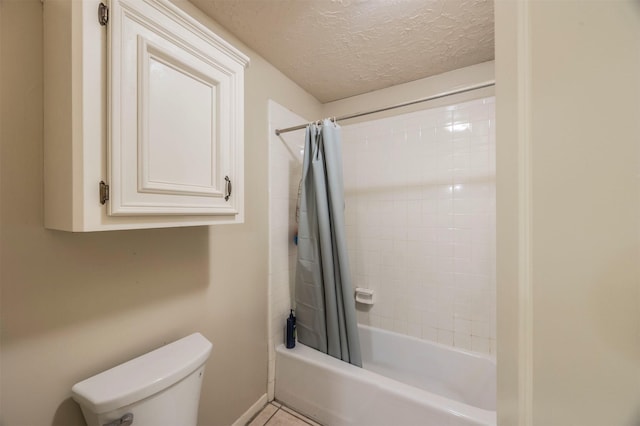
231 393 268 426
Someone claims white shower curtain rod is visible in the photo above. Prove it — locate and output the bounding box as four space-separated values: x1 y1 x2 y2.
274 80 496 136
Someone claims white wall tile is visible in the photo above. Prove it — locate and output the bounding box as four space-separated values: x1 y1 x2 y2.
268 102 309 395
471 336 492 354
437 329 454 346
344 97 496 355
269 98 495 360
454 332 472 351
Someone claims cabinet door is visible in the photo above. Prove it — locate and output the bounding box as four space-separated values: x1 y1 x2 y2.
108 0 244 216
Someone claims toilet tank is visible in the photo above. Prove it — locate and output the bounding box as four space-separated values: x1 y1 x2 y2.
72 333 212 426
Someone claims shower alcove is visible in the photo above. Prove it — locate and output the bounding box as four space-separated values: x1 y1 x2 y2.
268 61 496 425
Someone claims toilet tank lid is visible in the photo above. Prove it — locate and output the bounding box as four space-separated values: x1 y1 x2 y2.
71 333 212 414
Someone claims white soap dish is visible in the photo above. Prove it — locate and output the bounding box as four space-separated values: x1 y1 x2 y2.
355 287 375 305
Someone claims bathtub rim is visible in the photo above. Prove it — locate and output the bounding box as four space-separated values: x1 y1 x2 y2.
275 340 496 426
358 323 496 363
358 323 496 411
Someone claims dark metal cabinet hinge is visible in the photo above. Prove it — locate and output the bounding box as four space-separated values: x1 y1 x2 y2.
98 3 109 26
100 181 110 205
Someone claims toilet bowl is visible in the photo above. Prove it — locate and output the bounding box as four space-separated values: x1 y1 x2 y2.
71 333 212 426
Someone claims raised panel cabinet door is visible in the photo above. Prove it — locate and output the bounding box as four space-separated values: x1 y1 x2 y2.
108 0 245 216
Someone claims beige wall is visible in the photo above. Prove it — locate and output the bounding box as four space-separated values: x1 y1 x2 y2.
4 0 638 425
496 1 640 425
322 60 494 122
0 1 321 425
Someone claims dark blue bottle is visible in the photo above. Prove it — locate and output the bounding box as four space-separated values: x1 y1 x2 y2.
286 310 296 349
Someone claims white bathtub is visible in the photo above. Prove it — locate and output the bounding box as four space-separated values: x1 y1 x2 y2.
275 325 496 426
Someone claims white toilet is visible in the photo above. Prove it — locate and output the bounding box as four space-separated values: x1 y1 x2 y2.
71 333 212 426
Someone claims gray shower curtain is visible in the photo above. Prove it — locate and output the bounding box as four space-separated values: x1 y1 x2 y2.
294 119 362 367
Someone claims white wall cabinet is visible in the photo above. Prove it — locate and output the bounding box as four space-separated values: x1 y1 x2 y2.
44 0 249 231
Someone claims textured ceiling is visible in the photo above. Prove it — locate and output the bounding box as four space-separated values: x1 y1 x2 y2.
190 0 495 103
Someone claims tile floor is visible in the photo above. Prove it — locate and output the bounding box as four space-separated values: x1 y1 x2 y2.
247 401 322 426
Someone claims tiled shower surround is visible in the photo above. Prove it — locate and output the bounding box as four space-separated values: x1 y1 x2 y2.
341 97 496 354
269 97 495 369
268 101 307 399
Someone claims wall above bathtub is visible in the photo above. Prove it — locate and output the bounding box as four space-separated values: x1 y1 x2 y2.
267 63 496 360
341 96 496 355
